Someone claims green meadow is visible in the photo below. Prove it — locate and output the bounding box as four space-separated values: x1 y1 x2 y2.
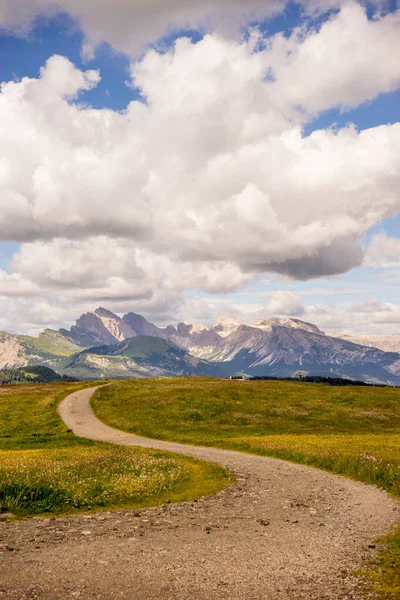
93 377 400 600
0 382 231 516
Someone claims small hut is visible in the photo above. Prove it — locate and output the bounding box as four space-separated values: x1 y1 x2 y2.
230 373 247 381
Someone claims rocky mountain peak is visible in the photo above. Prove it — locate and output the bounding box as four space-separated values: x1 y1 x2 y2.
177 323 193 338
190 324 208 334
93 307 120 319
1 306 400 384
177 323 208 337
61 309 135 347
122 313 164 337
268 318 324 335
248 317 322 334
213 317 243 338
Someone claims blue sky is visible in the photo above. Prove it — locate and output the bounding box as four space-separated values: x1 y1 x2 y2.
0 0 399 334
0 14 133 112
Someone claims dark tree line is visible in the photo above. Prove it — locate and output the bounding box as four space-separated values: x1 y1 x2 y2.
249 375 387 387
0 366 77 384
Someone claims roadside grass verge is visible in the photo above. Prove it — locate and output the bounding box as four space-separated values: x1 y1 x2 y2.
0 381 97 451
0 445 229 516
93 377 400 599
0 382 232 516
221 434 400 497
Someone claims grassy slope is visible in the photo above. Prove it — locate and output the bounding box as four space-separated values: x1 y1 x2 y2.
0 382 94 449
118 336 175 359
74 336 223 379
0 382 231 515
18 331 81 357
93 377 400 600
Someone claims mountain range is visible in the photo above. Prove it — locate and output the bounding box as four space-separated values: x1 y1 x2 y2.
1 307 400 384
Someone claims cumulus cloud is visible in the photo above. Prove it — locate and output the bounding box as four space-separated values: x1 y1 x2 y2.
306 299 400 335
266 291 305 316
0 0 342 56
0 3 400 332
270 3 400 113
1 236 254 324
11 238 147 291
365 233 400 267
347 298 391 314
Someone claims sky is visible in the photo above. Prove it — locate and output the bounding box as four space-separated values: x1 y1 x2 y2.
0 0 400 336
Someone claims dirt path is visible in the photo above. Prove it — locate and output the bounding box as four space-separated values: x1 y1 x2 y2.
1 386 399 600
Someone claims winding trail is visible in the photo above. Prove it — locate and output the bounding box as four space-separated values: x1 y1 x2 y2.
1 386 399 600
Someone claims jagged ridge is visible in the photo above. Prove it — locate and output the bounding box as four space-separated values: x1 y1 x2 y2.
1 308 400 383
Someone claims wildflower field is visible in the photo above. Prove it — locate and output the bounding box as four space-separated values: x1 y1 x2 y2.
93 377 400 599
0 382 231 516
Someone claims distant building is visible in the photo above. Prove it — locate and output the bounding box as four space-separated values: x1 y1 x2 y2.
230 374 247 381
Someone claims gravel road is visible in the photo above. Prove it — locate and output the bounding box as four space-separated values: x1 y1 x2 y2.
1 385 399 600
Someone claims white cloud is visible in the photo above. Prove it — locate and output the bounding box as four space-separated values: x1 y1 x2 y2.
269 3 400 114
2 236 254 322
265 291 305 316
365 233 400 267
0 0 342 56
11 238 147 291
347 298 391 314
0 4 400 332
306 300 400 335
